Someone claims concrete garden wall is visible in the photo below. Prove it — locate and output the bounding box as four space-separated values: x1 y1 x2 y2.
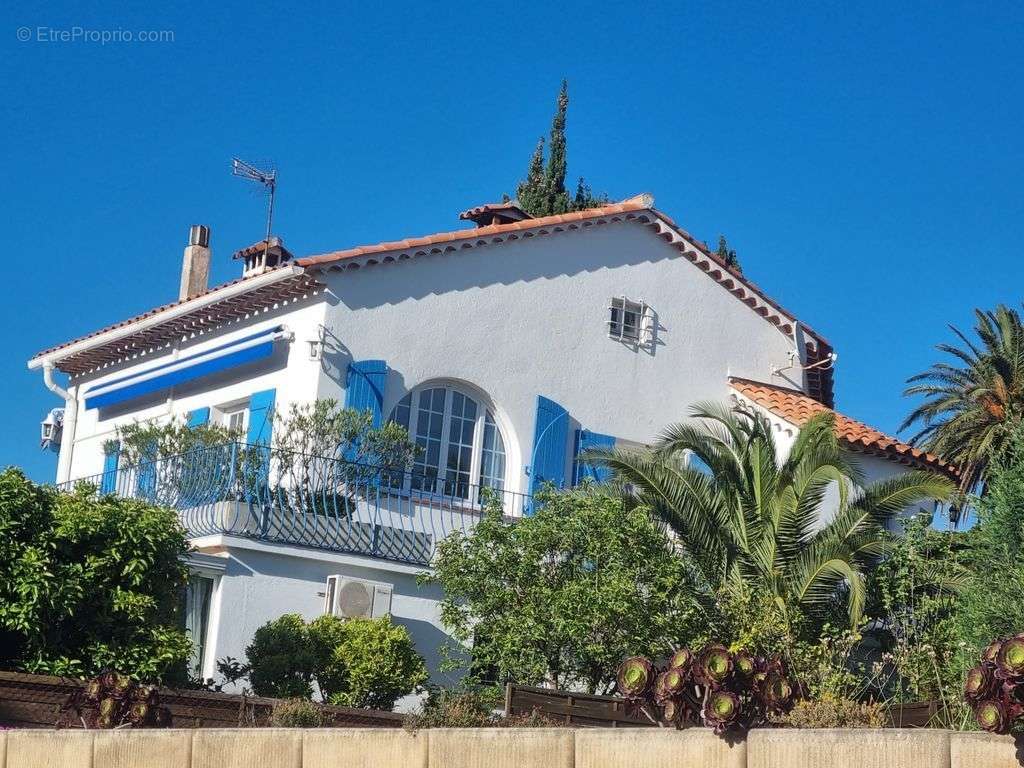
2 727 1022 768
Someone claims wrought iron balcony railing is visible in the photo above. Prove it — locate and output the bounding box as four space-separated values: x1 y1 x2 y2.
58 442 530 566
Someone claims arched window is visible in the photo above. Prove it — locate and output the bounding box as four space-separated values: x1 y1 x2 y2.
389 385 507 500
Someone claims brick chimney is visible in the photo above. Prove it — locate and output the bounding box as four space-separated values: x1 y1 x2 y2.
179 225 211 301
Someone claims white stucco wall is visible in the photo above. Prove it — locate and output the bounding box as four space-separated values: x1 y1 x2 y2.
193 536 451 711
314 219 806 495
61 296 328 481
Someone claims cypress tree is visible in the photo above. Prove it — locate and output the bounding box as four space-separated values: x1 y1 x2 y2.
516 138 546 216
513 80 607 217
544 79 570 215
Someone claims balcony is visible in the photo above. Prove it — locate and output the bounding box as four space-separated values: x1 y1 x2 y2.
58 442 530 566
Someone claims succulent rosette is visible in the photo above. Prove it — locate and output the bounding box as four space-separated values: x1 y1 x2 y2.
996 636 1024 679
962 633 1024 734
669 648 693 672
763 674 795 713
616 656 655 699
661 698 682 724
129 701 151 723
111 672 134 699
733 650 756 678
965 665 997 702
975 699 1010 733
84 677 103 702
703 690 741 734
695 645 733 688
654 667 688 703
983 640 1003 664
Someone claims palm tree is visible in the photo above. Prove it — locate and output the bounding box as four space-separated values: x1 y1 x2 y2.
591 403 954 628
901 304 1024 494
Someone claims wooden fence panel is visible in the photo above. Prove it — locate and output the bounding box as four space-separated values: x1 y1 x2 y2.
506 684 939 729
0 670 404 729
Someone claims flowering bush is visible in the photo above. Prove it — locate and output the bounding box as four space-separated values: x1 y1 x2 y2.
616 645 798 735
964 633 1024 733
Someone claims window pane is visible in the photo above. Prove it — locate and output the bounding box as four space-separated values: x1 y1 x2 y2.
184 575 214 677
384 393 413 488
411 388 446 492
444 391 477 499
479 410 506 492
391 392 411 430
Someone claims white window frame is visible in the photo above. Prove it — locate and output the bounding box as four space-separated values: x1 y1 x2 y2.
214 400 249 434
608 296 655 348
391 385 507 502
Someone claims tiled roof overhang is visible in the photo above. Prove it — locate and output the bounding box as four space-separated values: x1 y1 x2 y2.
29 266 324 377
297 198 832 382
29 196 834 406
728 376 958 480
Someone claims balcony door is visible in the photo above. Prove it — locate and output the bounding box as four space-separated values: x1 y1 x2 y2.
390 385 507 501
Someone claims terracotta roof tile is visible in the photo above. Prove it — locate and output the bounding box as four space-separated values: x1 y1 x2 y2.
728 377 957 478
298 199 649 268
31 195 834 407
30 265 311 366
458 201 531 221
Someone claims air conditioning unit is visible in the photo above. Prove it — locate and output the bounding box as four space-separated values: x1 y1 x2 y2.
324 575 393 619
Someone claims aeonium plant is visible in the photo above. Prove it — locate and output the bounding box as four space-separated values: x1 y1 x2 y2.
615 644 798 736
58 669 172 729
965 633 1024 734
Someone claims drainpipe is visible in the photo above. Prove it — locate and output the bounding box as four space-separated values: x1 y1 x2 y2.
43 363 77 484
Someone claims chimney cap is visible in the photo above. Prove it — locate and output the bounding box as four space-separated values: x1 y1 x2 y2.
189 225 211 248
231 235 291 261
459 201 532 228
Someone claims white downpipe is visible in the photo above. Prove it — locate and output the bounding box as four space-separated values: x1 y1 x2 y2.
43 363 77 484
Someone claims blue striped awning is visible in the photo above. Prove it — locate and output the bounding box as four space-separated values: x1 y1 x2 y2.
84 326 290 410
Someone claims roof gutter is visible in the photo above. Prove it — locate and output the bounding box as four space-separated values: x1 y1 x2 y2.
27 264 307 372
43 363 77 484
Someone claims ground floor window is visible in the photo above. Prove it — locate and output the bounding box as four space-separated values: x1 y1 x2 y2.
183 574 215 678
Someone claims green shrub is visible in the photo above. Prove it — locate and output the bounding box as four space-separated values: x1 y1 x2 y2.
0 468 191 681
775 697 886 729
245 613 428 709
268 698 328 728
246 614 316 699
425 487 702 694
311 614 428 710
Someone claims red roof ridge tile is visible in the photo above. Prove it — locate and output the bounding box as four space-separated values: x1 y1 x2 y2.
727 376 957 478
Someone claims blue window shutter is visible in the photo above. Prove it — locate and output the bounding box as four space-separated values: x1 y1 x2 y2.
101 442 120 494
572 429 616 485
527 396 570 505
136 440 157 500
344 360 388 427
244 389 276 496
187 407 210 428
247 389 276 446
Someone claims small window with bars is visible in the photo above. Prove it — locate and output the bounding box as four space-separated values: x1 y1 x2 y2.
608 297 647 343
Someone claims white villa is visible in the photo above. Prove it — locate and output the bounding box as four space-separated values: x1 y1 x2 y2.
27 194 956 698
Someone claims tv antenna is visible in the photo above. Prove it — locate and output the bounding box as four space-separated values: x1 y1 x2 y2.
231 158 277 251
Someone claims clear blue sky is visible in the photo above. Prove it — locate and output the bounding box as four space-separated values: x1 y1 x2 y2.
2 0 1022 483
